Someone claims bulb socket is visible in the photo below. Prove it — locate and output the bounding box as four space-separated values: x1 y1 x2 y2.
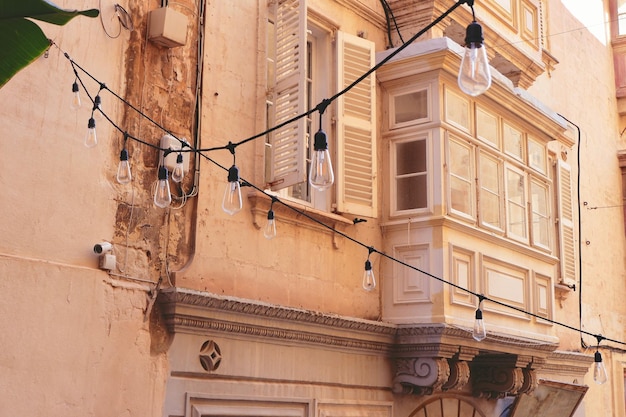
313 129 328 151
176 153 183 163
120 148 129 161
87 117 96 129
595 351 603 363
365 259 372 271
72 82 79 93
227 165 240 183
465 21 484 45
267 209 275 220
475 308 483 320
158 165 169 180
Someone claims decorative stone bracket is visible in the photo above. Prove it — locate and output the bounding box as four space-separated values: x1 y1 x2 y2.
392 352 542 398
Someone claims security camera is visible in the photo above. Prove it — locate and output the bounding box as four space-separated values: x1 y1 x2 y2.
93 242 113 254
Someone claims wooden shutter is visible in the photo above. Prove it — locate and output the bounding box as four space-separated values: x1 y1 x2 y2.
556 159 576 285
335 31 377 217
268 0 307 191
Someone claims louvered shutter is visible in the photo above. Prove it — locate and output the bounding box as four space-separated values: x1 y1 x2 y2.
556 159 576 285
268 0 307 191
335 31 377 217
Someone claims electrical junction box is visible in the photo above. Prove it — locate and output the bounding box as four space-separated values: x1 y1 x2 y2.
148 7 188 48
160 134 190 174
98 254 116 271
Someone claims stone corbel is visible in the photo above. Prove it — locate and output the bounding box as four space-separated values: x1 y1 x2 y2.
471 355 539 399
392 357 451 395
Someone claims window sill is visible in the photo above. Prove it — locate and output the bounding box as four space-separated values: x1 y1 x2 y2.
247 191 354 249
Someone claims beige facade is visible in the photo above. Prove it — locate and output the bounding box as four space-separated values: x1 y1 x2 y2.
1 0 626 416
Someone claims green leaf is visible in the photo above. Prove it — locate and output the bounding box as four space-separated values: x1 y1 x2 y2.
0 0 99 25
0 0 99 89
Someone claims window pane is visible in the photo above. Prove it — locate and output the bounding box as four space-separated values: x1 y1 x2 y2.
445 89 470 131
528 137 546 173
506 168 527 239
531 180 550 248
476 107 498 147
480 154 502 229
449 139 472 216
397 175 428 210
397 140 426 174
494 0 512 14
503 122 523 160
394 90 428 124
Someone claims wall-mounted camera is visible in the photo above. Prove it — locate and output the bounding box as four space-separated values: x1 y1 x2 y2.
93 242 113 254
93 242 116 270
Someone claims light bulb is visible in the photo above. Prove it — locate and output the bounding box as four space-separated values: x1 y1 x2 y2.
116 148 132 184
84 117 97 148
362 259 376 291
263 209 277 239
171 153 185 183
309 129 334 191
70 81 81 110
154 166 172 208
472 308 487 341
457 21 492 97
594 351 608 384
222 165 243 215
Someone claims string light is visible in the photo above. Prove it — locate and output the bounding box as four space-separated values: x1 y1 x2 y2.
116 133 132 184
70 79 81 110
263 199 277 239
222 165 243 215
171 152 185 183
457 3 492 96
154 165 172 208
54 1 626 370
362 247 376 291
84 117 97 148
593 336 608 384
309 108 334 191
472 295 487 341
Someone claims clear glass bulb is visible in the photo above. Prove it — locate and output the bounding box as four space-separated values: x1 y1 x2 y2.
171 153 185 183
309 129 334 191
594 351 608 384
70 81 81 110
222 165 243 215
154 166 172 208
457 22 492 97
263 209 277 239
116 149 132 184
362 260 376 291
472 308 487 341
84 117 97 148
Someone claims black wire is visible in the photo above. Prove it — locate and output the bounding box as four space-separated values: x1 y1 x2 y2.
557 113 586 350
54 5 626 350
380 0 404 44
380 0 394 48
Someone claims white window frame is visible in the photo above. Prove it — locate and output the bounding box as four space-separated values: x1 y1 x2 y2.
390 131 432 217
446 134 476 221
504 163 529 244
266 0 377 217
477 150 504 233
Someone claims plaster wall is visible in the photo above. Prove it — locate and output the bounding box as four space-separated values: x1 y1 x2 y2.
526 1 626 416
0 1 169 415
